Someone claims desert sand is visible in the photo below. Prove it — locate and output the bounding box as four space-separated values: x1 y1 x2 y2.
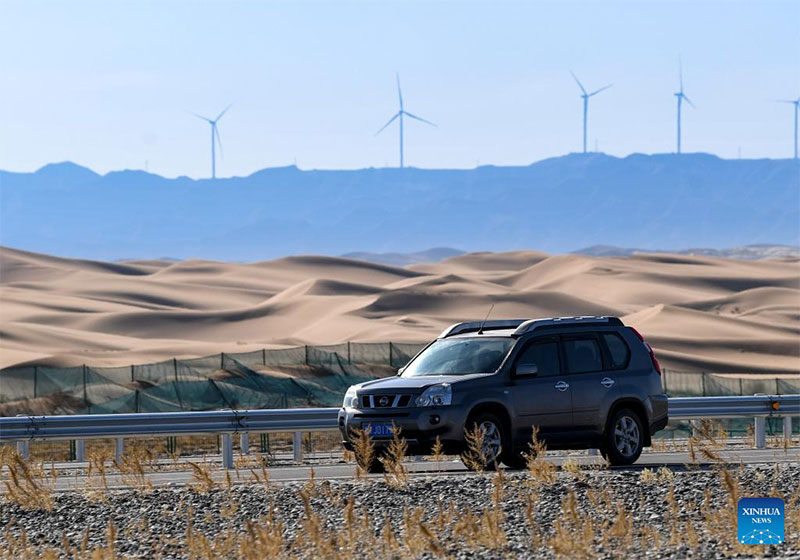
0 247 797 373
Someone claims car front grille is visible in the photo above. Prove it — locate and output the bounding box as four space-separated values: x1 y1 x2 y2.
360 394 413 408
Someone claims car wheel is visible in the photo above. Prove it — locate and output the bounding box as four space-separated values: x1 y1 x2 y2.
602 408 644 466
460 413 506 471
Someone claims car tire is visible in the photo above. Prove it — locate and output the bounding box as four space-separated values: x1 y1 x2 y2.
502 452 528 470
460 412 507 471
601 407 645 466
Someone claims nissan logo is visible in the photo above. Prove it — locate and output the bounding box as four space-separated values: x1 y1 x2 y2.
379 396 390 406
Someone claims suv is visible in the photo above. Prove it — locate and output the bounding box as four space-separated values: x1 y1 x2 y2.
339 316 668 469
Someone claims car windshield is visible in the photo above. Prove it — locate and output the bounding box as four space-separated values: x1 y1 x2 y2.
401 337 514 377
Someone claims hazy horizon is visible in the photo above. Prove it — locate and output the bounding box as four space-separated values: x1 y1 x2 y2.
1 1 798 178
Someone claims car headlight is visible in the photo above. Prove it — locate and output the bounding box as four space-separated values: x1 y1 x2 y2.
343 386 359 409
415 383 452 407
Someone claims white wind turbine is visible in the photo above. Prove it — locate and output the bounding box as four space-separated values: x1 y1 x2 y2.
189 103 233 179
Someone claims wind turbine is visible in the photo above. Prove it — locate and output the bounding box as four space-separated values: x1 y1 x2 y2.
570 72 612 154
375 74 436 168
189 103 233 179
776 97 799 159
674 61 694 154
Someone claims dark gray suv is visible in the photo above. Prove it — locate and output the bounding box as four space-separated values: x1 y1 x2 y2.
339 316 668 469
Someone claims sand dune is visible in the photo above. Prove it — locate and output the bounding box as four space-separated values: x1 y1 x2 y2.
0 246 797 373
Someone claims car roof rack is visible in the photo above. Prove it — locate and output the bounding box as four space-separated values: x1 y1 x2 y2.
439 319 528 338
513 316 622 335
439 316 624 338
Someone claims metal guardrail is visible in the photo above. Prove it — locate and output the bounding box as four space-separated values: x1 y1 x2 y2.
668 394 799 419
1 395 797 469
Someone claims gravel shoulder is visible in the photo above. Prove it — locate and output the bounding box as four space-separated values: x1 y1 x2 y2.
1 464 799 559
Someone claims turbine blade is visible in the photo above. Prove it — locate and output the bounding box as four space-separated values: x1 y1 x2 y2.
678 55 684 92
570 71 587 95
396 73 403 109
683 94 695 108
215 102 234 122
588 84 613 97
187 110 211 122
375 112 400 135
403 111 437 127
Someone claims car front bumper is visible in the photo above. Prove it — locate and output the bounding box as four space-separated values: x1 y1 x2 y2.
338 405 467 454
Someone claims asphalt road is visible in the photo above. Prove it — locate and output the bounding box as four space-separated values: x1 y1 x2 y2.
22 446 800 492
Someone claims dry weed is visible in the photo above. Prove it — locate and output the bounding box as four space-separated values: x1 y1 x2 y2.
381 425 409 488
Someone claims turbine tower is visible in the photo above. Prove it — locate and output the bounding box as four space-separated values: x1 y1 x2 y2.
776 97 799 159
570 71 612 154
674 62 694 154
189 103 233 179
376 74 436 168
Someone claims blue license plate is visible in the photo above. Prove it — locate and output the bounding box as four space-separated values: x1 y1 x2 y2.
364 423 394 438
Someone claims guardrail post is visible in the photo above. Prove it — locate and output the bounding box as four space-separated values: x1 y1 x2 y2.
784 416 793 445
754 417 766 449
240 433 249 455
115 437 125 462
75 439 85 462
293 431 303 463
222 434 234 469
16 440 29 459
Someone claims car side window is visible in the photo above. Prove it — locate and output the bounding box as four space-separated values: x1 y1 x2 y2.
516 341 560 377
563 337 604 374
602 333 630 369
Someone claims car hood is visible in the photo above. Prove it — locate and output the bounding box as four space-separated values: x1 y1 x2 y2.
355 373 489 392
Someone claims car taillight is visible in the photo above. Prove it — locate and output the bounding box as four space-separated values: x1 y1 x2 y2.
628 326 662 375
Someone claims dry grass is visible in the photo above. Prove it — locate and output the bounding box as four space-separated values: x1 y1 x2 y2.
525 427 556 485
349 428 375 478
460 423 489 473
429 436 445 471
381 425 408 488
188 462 217 493
0 448 54 511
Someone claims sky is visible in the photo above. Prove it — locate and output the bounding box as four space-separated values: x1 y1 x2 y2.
1 0 798 178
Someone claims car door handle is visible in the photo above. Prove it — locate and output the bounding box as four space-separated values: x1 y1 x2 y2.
555 381 570 391
601 377 615 388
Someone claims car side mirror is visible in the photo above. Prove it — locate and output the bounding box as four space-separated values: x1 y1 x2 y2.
397 367 405 376
515 363 539 377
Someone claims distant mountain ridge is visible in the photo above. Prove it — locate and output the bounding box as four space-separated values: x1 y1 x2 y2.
1 153 797 261
574 244 800 260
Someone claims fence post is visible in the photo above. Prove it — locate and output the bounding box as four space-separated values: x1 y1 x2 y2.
75 439 85 462
701 372 706 396
173 358 178 382
83 365 88 405
115 437 125 462
33 366 38 399
16 441 29 459
221 434 234 469
262 348 266 366
754 417 766 449
389 342 394 367
784 416 793 445
293 431 303 463
347 341 351 364
739 378 743 396
240 433 249 455
221 353 225 369
304 345 309 365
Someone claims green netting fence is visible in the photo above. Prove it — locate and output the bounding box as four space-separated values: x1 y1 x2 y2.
0 342 426 415
0 342 797 416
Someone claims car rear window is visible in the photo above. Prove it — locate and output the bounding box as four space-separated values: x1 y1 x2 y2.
563 338 603 373
602 333 630 369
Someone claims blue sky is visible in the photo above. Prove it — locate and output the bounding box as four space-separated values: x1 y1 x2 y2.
1 0 798 177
